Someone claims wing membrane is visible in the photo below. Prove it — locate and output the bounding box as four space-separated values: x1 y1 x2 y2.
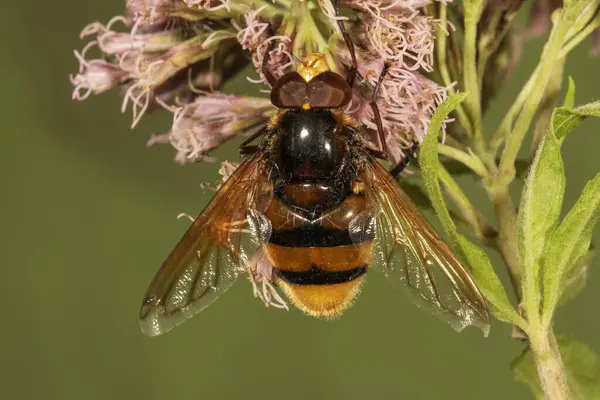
140 152 272 336
351 159 490 333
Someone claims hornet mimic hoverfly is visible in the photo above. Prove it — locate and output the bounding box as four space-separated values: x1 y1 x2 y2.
139 2 490 336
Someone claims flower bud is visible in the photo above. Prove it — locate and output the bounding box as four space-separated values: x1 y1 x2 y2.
70 42 131 100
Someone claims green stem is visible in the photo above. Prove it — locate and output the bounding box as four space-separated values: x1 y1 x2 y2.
529 329 571 400
438 143 488 179
438 165 496 244
488 183 522 300
498 11 574 185
560 8 600 57
436 3 472 139
491 8 600 157
462 0 485 155
296 1 336 67
490 66 539 156
531 62 565 157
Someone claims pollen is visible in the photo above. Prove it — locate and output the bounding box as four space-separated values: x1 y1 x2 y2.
352 181 365 195
296 52 329 82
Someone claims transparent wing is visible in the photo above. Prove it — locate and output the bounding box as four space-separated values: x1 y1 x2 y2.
350 159 490 334
140 152 273 336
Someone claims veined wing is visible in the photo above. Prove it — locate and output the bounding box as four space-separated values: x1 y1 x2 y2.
140 152 273 336
350 159 490 333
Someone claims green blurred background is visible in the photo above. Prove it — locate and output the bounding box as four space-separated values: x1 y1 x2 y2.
1 1 599 399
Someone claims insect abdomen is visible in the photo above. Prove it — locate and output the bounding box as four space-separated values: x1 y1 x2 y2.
263 182 372 317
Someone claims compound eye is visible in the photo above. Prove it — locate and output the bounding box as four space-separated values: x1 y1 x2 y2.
271 72 307 108
307 72 352 109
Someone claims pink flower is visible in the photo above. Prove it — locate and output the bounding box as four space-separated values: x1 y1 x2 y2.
70 41 131 100
233 6 294 85
345 56 449 162
329 1 451 162
150 92 275 163
72 10 241 128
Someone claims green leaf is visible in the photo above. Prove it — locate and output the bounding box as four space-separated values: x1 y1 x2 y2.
454 235 517 325
518 131 565 320
542 173 600 324
563 76 576 109
512 336 600 399
552 101 600 140
512 347 544 400
559 245 593 306
563 0 600 29
420 93 520 327
421 92 470 237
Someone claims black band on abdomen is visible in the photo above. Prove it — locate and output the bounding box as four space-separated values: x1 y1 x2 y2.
269 227 357 247
276 264 367 285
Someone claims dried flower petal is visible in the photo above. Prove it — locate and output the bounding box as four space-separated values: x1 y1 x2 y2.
183 0 231 11
127 0 216 23
590 25 600 56
343 0 436 12
247 249 289 310
218 161 241 182
526 0 562 39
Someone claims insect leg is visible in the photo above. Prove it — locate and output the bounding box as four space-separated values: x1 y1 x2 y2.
369 62 391 160
239 146 259 156
332 0 357 88
239 127 268 155
389 142 419 178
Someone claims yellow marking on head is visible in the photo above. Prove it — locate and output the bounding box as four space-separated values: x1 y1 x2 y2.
302 102 311 110
279 276 366 318
297 52 329 82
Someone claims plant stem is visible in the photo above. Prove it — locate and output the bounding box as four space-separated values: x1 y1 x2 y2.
529 329 571 400
438 143 488 178
462 0 485 156
436 2 472 138
438 164 496 244
488 183 522 299
531 63 565 157
490 65 539 156
498 9 573 185
560 9 600 57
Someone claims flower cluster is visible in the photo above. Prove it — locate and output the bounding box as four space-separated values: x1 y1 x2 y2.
71 0 448 164
335 0 449 160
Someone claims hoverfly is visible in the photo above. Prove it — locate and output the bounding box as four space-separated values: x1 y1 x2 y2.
139 1 490 336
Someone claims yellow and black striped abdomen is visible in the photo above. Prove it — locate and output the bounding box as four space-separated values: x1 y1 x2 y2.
263 182 373 317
